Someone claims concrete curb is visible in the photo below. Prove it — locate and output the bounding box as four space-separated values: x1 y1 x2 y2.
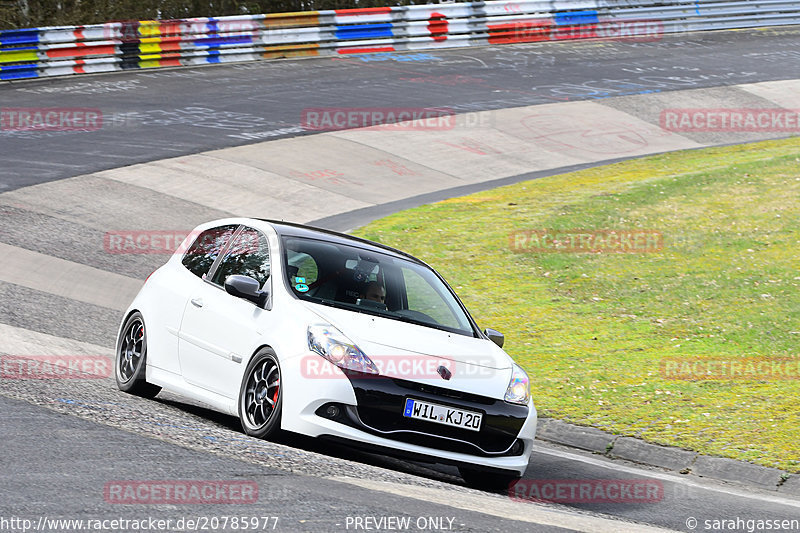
536 418 796 496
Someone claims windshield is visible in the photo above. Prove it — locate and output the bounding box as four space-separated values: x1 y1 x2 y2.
282 236 476 337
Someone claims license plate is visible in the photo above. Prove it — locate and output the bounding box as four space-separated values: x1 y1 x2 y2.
402 398 482 432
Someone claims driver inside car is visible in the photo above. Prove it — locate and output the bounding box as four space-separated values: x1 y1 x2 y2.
360 281 386 304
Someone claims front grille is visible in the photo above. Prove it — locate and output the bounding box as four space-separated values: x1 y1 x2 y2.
390 378 494 405
341 373 528 457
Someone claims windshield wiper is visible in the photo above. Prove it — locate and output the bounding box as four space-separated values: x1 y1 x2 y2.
390 313 465 335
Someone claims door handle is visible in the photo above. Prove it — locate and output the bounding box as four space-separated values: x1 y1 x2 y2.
190 298 204 308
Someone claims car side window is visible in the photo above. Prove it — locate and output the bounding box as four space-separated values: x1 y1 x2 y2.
210 227 271 289
286 252 318 287
181 225 238 279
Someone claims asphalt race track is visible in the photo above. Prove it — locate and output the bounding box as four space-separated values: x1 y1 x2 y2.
2 26 800 191
1 27 800 532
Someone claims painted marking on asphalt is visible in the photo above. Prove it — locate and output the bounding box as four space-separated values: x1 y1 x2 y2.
0 322 112 358
0 242 141 311
738 79 800 109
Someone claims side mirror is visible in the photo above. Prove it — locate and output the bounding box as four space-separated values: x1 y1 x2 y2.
225 275 268 308
484 328 504 348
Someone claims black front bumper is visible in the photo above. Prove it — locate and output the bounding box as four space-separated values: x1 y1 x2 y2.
320 371 529 457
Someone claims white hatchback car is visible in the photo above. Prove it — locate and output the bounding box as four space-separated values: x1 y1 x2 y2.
116 218 537 487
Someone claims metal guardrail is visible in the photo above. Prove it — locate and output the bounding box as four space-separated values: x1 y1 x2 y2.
1 0 799 80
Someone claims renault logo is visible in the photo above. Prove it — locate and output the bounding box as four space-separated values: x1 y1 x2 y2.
437 365 452 381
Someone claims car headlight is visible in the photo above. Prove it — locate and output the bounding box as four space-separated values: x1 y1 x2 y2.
307 324 378 375
505 363 530 405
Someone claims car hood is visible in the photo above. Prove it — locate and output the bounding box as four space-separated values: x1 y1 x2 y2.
302 302 512 370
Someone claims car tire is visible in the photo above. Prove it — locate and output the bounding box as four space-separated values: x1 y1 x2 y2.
238 348 282 439
458 466 521 492
115 312 162 398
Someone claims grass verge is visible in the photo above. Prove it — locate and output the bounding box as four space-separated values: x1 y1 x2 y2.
353 137 800 472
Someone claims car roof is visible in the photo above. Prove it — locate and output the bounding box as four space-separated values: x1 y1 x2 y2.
256 219 426 266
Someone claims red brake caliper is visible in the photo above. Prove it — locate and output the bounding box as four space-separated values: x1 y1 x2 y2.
272 381 280 404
